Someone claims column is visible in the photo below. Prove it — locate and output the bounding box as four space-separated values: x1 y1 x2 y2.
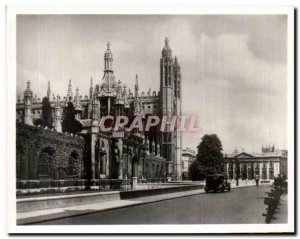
233 162 236 179
116 138 123 179
90 134 97 180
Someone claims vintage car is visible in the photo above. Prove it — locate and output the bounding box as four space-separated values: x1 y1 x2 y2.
204 174 231 193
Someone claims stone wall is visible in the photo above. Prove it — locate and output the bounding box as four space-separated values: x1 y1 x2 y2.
16 123 85 180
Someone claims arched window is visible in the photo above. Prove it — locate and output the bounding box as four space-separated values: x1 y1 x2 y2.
38 146 55 179
68 150 79 176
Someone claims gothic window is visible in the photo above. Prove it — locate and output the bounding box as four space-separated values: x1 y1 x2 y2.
38 146 55 179
68 150 79 176
163 132 172 143
145 163 149 178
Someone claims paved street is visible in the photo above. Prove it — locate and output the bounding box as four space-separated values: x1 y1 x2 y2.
36 185 269 224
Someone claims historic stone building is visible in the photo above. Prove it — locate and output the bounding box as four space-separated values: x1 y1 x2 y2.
223 145 288 181
16 38 183 182
181 148 197 180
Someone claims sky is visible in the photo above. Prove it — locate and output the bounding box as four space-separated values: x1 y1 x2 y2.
17 14 288 154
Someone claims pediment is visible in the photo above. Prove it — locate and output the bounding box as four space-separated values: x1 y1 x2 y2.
235 152 254 159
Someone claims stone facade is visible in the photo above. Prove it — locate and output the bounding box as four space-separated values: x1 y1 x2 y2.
16 38 182 181
181 148 197 179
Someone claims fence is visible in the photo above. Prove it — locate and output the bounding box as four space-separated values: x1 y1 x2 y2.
138 178 167 183
16 177 171 195
17 179 88 189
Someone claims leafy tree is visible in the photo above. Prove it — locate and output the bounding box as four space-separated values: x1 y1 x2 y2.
188 160 205 181
41 97 52 128
197 134 224 175
62 102 82 134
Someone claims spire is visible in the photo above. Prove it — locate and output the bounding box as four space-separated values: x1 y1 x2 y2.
89 77 94 99
104 41 113 72
123 84 127 97
135 74 139 98
116 80 124 105
174 56 181 72
162 37 172 58
165 37 169 46
47 81 51 98
66 79 73 102
26 80 31 91
24 80 33 99
74 87 82 111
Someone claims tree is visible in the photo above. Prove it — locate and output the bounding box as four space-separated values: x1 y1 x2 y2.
188 160 205 181
62 102 82 134
197 134 224 175
41 97 52 128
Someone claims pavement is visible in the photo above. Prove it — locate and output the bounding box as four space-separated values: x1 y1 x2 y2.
17 182 267 225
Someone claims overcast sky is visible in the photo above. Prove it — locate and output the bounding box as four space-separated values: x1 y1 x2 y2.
17 15 288 154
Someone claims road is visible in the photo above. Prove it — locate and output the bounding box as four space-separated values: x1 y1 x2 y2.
36 185 268 224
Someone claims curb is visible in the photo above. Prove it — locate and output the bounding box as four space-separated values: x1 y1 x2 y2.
17 183 261 225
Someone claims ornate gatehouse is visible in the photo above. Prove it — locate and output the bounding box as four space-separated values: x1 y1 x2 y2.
16 38 183 186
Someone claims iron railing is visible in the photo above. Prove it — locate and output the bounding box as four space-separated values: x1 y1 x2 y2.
98 179 132 191
16 177 169 194
16 179 88 189
138 178 167 183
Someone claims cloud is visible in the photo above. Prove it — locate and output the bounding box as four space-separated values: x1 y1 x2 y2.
16 15 288 154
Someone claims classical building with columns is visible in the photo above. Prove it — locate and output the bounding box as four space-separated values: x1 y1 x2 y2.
181 148 197 180
16 38 183 182
223 146 288 181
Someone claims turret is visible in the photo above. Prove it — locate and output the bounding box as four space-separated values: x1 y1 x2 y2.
134 74 139 98
123 84 129 108
74 87 82 119
24 80 33 126
89 78 93 100
47 81 51 99
173 56 181 99
104 41 113 72
115 80 124 105
53 95 62 132
66 79 73 104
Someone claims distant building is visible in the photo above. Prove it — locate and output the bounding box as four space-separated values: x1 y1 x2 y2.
181 148 197 180
224 145 288 181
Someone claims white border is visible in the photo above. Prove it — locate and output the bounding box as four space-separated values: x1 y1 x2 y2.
6 4 295 234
